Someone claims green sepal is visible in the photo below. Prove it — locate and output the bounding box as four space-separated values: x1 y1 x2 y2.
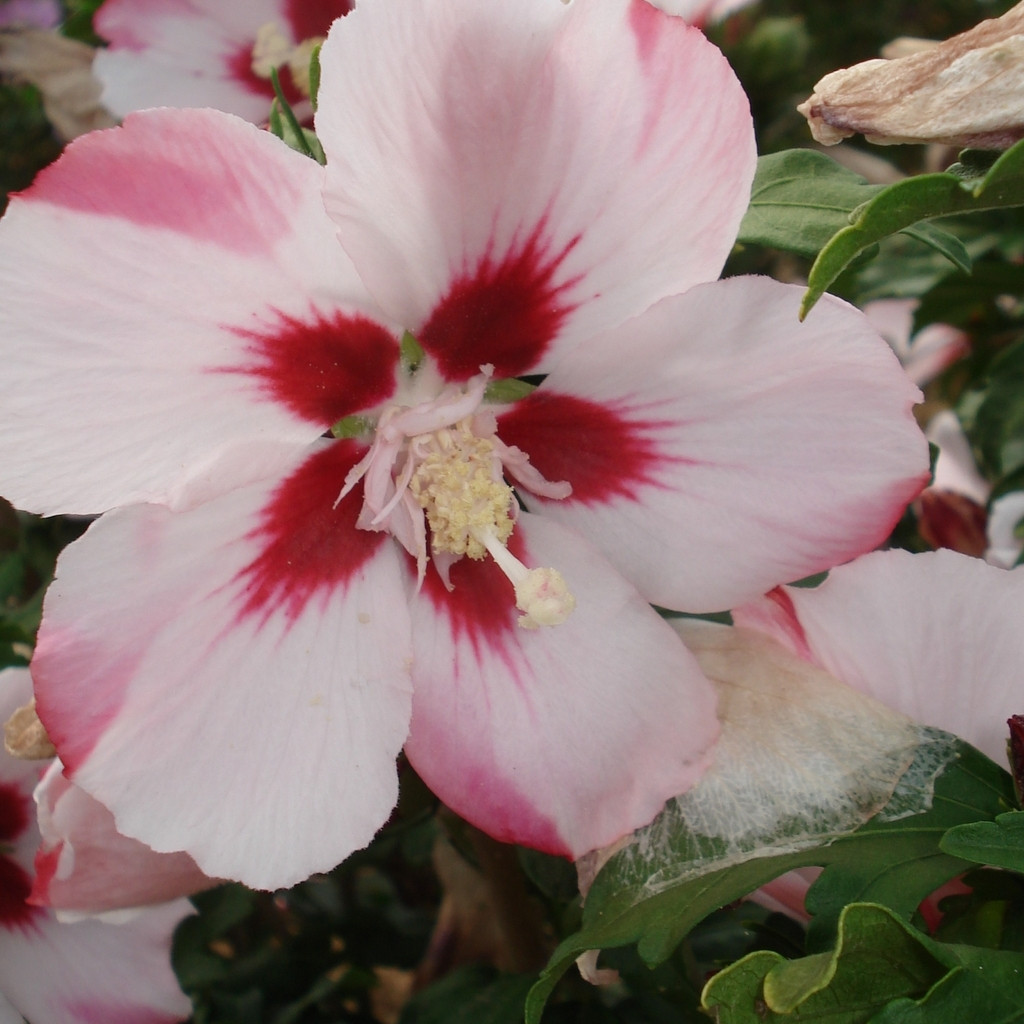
483 378 537 404
401 331 425 373
308 44 322 114
330 414 373 440
268 68 326 165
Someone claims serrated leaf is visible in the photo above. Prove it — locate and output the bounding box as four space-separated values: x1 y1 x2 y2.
941 811 1024 872
802 136 1024 316
737 149 883 259
866 928 1024 1023
703 903 1024 1024
702 904 946 1023
524 740 1014 1024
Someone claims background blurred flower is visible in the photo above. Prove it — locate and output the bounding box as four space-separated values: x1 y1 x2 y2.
646 0 758 29
734 547 1024 763
0 669 193 1024
93 0 352 122
862 298 969 388
0 0 59 29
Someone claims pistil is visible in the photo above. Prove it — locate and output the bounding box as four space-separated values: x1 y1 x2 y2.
337 364 576 627
474 529 576 630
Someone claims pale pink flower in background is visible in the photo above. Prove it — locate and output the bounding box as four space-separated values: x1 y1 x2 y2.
734 547 1024 764
926 410 989 506
93 0 351 122
0 670 193 1024
986 491 1024 568
917 408 1024 566
0 0 926 891
645 0 757 28
0 0 59 29
751 867 819 923
915 409 990 558
31 758 217 914
676 550 1024 932
862 298 969 387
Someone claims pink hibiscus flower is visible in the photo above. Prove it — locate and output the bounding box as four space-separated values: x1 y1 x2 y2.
94 0 352 122
0 0 927 890
0 670 193 1024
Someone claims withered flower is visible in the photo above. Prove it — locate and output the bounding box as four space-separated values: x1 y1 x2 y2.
799 2 1024 148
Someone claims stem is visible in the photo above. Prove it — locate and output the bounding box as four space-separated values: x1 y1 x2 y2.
466 826 551 973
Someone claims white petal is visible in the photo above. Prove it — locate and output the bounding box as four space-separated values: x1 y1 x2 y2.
33 443 414 889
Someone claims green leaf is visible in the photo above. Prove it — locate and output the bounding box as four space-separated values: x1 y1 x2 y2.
960 336 1024 479
933 869 1024 951
941 811 1024 872
702 903 1024 1024
398 967 535 1024
702 904 946 1023
524 739 1015 1024
802 137 1024 316
737 149 883 259
901 222 972 276
913 260 1024 333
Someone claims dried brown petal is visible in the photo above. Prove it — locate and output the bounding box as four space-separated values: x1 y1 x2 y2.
3 697 56 760
799 2 1024 148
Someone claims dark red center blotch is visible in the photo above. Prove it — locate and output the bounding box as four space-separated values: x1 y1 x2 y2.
0 783 43 931
285 0 353 44
235 441 388 625
229 308 398 427
0 782 28 845
497 391 667 505
418 225 580 382
420 544 521 666
226 41 303 104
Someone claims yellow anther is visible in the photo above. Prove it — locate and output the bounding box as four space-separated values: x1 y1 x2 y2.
251 22 324 97
252 22 292 79
410 425 514 558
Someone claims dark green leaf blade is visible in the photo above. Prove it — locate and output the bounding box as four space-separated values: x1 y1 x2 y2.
737 149 882 259
703 902 1024 1024
702 904 947 1024
941 811 1024 872
802 136 1024 316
